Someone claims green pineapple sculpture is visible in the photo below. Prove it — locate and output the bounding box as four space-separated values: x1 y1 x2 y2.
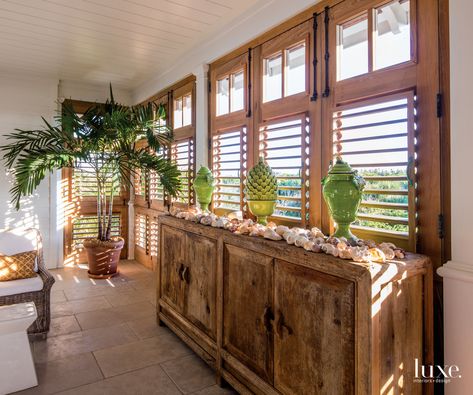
245 157 278 225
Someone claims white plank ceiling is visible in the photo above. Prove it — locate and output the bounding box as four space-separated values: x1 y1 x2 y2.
0 0 260 89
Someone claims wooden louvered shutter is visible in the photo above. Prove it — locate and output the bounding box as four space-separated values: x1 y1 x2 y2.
332 92 417 251
171 138 195 207
259 115 310 227
212 128 247 215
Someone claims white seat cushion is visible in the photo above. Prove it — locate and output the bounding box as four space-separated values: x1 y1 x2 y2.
0 276 43 297
0 228 40 272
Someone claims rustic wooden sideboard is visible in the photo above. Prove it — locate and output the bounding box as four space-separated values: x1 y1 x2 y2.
157 215 433 395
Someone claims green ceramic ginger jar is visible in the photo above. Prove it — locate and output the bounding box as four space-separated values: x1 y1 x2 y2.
193 166 215 212
322 158 365 241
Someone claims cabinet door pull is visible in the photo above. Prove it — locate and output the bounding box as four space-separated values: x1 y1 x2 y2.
262 305 274 334
178 264 185 281
276 311 293 338
182 265 190 283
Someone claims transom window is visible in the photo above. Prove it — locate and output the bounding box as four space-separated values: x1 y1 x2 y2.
216 70 245 116
337 0 412 81
263 42 306 103
173 93 192 129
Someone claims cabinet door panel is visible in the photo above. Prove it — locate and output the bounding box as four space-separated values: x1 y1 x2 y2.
185 232 217 340
223 244 274 383
274 259 355 395
160 225 186 313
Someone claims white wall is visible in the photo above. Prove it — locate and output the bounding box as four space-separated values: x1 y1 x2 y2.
437 0 473 393
0 74 59 269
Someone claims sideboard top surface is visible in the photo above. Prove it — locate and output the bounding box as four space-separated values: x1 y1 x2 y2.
159 215 430 287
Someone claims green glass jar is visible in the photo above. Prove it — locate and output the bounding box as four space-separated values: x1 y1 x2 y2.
322 158 365 241
193 166 215 212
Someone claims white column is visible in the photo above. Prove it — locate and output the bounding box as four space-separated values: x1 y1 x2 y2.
194 64 210 169
437 1 473 393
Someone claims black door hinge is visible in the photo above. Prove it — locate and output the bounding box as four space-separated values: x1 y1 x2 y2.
436 93 442 118
208 138 212 151
438 213 445 239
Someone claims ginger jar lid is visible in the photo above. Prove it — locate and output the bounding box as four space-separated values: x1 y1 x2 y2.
327 158 356 175
196 166 212 176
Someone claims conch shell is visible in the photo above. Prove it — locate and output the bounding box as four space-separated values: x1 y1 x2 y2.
263 228 282 241
276 225 290 236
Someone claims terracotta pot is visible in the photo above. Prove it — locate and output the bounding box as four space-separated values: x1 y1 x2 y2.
83 237 124 279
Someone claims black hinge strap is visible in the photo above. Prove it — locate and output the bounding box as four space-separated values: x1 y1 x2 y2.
310 12 319 102
247 47 252 118
322 6 330 98
436 93 442 118
438 213 445 239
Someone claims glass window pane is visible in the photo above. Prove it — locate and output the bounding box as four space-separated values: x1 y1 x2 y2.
375 0 411 70
263 53 282 102
230 71 244 112
173 98 183 129
217 77 229 116
183 94 192 126
338 15 368 80
285 43 306 96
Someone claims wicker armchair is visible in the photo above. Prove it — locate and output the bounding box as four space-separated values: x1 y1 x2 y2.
0 228 55 340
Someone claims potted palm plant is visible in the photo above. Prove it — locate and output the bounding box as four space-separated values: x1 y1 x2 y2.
1 87 181 278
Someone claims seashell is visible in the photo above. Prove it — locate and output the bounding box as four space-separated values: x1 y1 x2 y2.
276 225 290 236
249 226 260 237
227 211 243 220
368 248 386 263
309 227 325 238
314 237 325 245
380 247 395 260
237 224 251 235
283 231 294 241
303 240 315 251
199 215 213 226
169 206 181 217
186 213 198 222
348 246 369 262
311 243 322 253
337 241 348 251
322 243 339 257
176 211 187 219
295 235 308 247
326 237 340 246
339 249 352 260
266 222 277 230
286 233 297 245
263 228 282 241
215 218 229 228
379 242 396 250
394 249 405 259
365 239 377 249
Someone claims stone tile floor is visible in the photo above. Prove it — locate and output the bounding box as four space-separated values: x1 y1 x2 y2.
14 261 237 395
